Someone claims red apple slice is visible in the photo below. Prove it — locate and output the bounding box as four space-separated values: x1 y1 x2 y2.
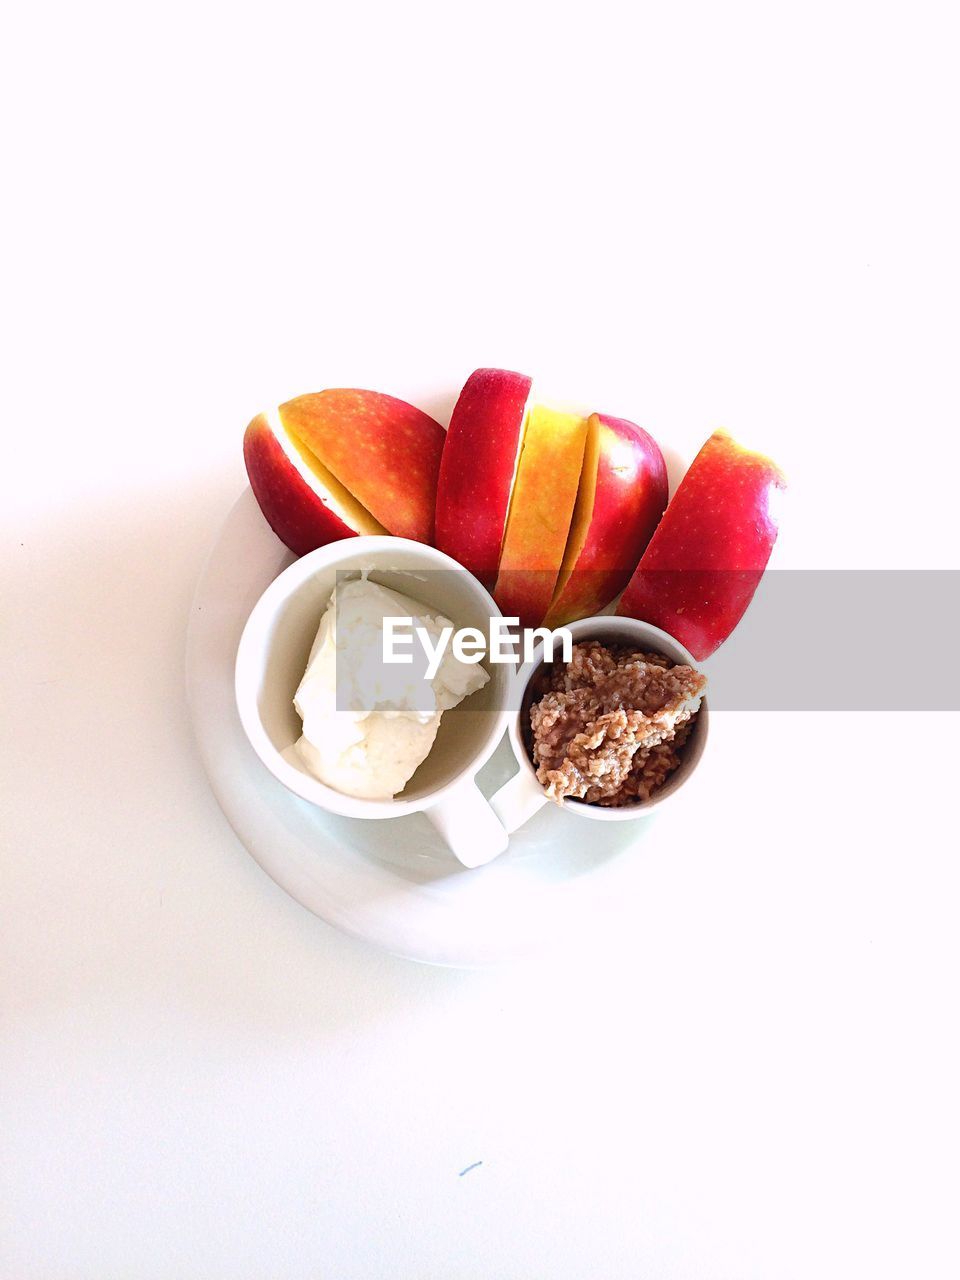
493 405 590 628
434 368 534 585
617 430 786 659
542 413 668 627
278 390 445 544
244 409 387 555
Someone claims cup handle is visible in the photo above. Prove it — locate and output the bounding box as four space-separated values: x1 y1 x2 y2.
489 768 548 835
426 779 510 869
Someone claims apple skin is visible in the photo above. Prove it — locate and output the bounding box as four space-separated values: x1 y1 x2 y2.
278 390 445 544
434 368 533 585
493 405 589 629
542 413 668 627
616 430 786 659
243 412 386 555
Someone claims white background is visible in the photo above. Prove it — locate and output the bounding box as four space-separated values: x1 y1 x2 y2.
2 2 959 1277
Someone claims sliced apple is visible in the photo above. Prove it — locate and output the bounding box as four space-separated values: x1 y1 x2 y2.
542 413 668 627
617 429 786 659
244 409 387 555
435 368 534 586
493 405 590 628
278 389 445 544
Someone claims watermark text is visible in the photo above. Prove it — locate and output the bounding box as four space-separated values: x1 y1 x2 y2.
382 617 573 679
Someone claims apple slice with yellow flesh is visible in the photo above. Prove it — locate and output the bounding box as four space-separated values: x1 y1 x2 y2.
244 409 387 556
493 405 590 628
278 389 445 544
542 413 668 627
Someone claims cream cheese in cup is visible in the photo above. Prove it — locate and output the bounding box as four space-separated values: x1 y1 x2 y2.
283 577 489 800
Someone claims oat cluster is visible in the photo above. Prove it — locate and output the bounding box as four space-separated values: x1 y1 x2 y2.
529 641 706 806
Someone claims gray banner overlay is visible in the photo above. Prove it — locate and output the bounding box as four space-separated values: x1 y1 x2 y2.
327 571 960 712
699 571 959 709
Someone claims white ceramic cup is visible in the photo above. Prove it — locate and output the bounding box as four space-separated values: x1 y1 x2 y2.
489 615 709 833
234 537 512 868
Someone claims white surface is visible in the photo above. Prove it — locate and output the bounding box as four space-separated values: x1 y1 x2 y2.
2 2 959 1276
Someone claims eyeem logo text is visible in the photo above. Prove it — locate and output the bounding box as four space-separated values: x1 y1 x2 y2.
382 617 573 680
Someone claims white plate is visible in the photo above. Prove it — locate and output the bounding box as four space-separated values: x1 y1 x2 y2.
186 490 668 965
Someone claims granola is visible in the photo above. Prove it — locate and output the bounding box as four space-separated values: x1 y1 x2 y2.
529 641 706 806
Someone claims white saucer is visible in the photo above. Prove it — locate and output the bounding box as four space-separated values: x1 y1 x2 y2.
186 490 665 965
